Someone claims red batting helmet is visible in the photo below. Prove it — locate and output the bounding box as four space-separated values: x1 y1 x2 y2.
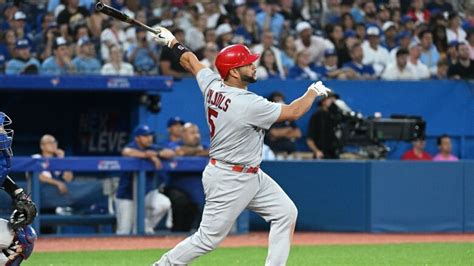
215 44 260 79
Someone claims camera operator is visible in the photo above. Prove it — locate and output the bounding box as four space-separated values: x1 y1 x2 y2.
306 92 341 159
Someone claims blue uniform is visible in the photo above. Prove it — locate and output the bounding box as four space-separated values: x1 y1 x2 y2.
342 61 376 76
116 141 162 200
40 56 71 75
72 56 101 74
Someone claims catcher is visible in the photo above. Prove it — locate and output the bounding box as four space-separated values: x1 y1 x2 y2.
0 112 37 236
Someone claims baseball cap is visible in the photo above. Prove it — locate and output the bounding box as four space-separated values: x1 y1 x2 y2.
296 21 312 34
133 124 154 137
366 26 380 36
215 23 232 37
13 11 26 21
15 39 30 49
77 37 92 47
448 40 459 47
324 49 337 57
167 117 185 128
53 36 68 49
396 31 411 41
401 15 415 24
382 21 397 32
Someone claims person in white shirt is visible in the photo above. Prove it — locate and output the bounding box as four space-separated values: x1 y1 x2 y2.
362 26 390 76
101 45 134 76
294 21 333 65
381 48 417 80
252 30 285 77
446 13 467 43
407 43 430 79
100 19 127 62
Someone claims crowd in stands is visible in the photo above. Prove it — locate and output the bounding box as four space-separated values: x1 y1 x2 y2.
0 0 472 79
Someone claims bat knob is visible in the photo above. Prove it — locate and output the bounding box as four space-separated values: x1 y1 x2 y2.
95 2 104 11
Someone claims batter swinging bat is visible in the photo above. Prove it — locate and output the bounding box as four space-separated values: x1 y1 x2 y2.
95 1 158 34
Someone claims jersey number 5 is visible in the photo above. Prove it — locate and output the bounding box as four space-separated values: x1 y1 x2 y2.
207 107 218 138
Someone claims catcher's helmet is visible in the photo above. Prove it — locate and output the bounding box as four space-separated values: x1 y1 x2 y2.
0 112 13 151
215 44 260 79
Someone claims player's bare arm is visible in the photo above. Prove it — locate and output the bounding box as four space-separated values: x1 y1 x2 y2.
277 81 331 122
154 27 205 76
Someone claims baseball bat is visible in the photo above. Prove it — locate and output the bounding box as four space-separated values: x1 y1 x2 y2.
95 1 158 34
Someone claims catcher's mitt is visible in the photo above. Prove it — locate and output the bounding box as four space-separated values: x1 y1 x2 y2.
10 190 37 230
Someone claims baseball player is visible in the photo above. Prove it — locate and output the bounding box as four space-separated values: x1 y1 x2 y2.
152 27 330 266
0 112 37 231
0 218 36 265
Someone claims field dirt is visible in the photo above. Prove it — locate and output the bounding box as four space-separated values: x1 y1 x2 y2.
35 232 474 252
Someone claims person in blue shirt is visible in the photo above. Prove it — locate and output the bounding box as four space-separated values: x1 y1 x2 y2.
164 117 185 148
115 124 175 235
165 123 208 232
342 43 377 79
5 39 40 75
72 37 101 74
126 27 159 75
255 0 285 41
41 37 76 75
288 50 319 80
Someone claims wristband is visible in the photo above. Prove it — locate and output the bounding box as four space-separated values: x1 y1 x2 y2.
172 42 190 61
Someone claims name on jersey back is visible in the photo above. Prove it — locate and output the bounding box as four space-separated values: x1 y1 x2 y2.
206 88 231 112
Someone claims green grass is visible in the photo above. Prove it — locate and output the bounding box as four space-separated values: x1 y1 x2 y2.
24 243 474 266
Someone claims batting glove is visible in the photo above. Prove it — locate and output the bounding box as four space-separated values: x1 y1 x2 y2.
154 26 175 48
308 81 331 97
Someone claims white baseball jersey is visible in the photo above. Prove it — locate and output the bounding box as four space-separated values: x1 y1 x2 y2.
196 68 281 166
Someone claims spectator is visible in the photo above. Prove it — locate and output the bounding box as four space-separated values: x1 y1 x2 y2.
354 22 367 42
315 49 356 79
234 7 260 46
124 9 151 51
432 25 448 54
407 43 431 79
32 12 55 55
167 122 209 157
255 0 285 41
361 1 377 25
446 40 459 65
184 13 207 53
41 37 76 75
401 136 432 160
203 28 216 44
419 29 440 73
101 45 134 76
265 92 302 155
306 92 340 159
446 13 467 43
256 48 285 80
100 19 126 62
279 35 296 73
433 134 459 161
202 2 221 29
362 26 391 76
199 42 218 72
126 28 159 75
159 28 191 79
166 117 185 147
252 31 285 77
326 24 351 67
115 124 175 235
287 50 319 80
0 29 17 72
9 11 32 42
295 21 331 65
400 15 417 36
467 30 474 60
382 21 399 51
407 0 430 24
215 23 235 50
36 23 59 62
390 31 412 62
342 42 377 79
5 39 40 75
72 37 101 75
165 122 208 232
32 134 74 195
447 42 474 79
56 0 90 40
381 48 417 80
432 58 449 79
341 12 356 31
